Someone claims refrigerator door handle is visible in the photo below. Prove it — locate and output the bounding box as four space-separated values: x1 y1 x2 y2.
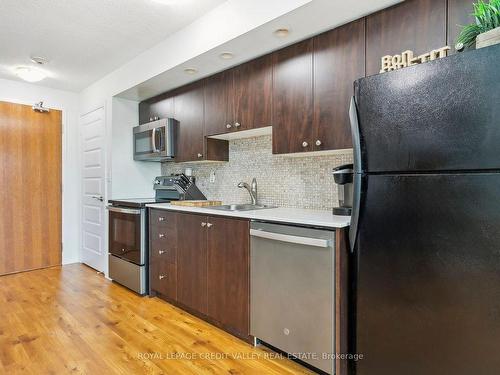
349 172 362 253
349 96 362 253
349 96 362 174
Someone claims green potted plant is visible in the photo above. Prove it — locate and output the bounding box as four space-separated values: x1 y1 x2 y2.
457 0 500 49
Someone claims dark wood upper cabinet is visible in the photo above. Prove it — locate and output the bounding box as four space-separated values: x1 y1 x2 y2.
204 70 233 136
448 0 475 54
140 0 460 156
173 82 205 162
232 55 273 131
272 39 314 154
207 217 249 337
139 94 174 125
366 0 447 76
313 19 365 151
176 213 208 315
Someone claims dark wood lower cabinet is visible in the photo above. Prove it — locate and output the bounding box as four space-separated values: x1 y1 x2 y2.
176 213 208 315
150 261 177 300
207 216 249 337
149 209 250 341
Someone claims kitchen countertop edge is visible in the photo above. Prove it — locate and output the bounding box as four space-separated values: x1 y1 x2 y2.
146 203 350 229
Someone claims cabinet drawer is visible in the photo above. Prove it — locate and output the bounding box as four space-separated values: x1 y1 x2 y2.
150 209 175 228
150 236 176 264
150 210 177 241
150 260 177 300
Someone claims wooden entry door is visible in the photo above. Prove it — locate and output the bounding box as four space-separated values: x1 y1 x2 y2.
0 101 62 275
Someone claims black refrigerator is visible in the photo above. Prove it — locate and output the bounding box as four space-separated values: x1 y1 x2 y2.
349 44 500 375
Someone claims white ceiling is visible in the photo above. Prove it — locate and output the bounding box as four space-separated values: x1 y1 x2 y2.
0 0 228 91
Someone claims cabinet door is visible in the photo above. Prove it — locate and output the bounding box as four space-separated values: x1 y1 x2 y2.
174 82 205 162
176 213 208 314
272 39 314 154
139 94 174 125
313 19 365 151
365 0 447 76
448 0 475 54
204 71 233 136
207 217 249 336
233 55 273 131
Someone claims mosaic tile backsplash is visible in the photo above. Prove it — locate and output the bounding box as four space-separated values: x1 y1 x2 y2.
161 135 353 210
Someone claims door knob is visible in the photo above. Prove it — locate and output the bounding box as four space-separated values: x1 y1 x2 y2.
315 140 322 146
234 122 241 128
302 141 308 148
226 124 232 129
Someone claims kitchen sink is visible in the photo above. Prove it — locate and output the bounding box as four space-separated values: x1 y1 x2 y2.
209 204 276 212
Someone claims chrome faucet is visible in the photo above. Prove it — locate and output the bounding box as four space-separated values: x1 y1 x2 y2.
238 178 258 205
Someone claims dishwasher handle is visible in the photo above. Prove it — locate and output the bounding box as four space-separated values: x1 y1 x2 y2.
250 229 330 248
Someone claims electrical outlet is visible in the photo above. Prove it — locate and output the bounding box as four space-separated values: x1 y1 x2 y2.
209 170 216 183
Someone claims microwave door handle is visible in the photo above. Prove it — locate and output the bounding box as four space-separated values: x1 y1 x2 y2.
152 128 159 153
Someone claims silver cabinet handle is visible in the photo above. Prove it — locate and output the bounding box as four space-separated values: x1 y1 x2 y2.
197 153 203 158
91 195 104 202
158 216 165 222
226 124 232 129
250 229 330 248
234 122 241 128
158 250 166 255
121 248 126 252
158 233 165 238
201 222 207 227
159 275 166 280
315 140 322 146
207 223 213 228
302 141 308 147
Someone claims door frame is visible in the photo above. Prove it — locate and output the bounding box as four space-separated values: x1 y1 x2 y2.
79 103 109 276
0 98 67 267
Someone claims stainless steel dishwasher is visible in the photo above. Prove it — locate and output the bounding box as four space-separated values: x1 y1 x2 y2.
250 221 335 374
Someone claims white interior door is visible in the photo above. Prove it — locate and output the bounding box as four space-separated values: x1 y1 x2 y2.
80 107 106 272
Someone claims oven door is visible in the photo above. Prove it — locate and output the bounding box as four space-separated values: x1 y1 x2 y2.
133 121 166 161
107 206 146 265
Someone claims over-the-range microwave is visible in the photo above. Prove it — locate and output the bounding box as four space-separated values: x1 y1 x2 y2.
133 118 178 161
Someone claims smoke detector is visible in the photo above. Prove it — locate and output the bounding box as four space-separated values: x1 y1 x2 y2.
30 56 49 65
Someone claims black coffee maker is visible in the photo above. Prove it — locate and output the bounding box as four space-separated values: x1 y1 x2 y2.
332 164 353 216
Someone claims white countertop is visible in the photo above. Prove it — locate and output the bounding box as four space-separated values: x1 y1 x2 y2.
146 203 350 229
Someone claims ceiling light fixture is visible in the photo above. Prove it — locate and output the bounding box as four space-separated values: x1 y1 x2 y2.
15 67 47 82
183 68 198 75
219 52 234 60
274 28 290 38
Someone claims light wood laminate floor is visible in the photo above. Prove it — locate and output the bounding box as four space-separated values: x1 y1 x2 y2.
0 264 312 374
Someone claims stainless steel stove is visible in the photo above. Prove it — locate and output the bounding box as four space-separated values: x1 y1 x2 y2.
107 175 205 295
